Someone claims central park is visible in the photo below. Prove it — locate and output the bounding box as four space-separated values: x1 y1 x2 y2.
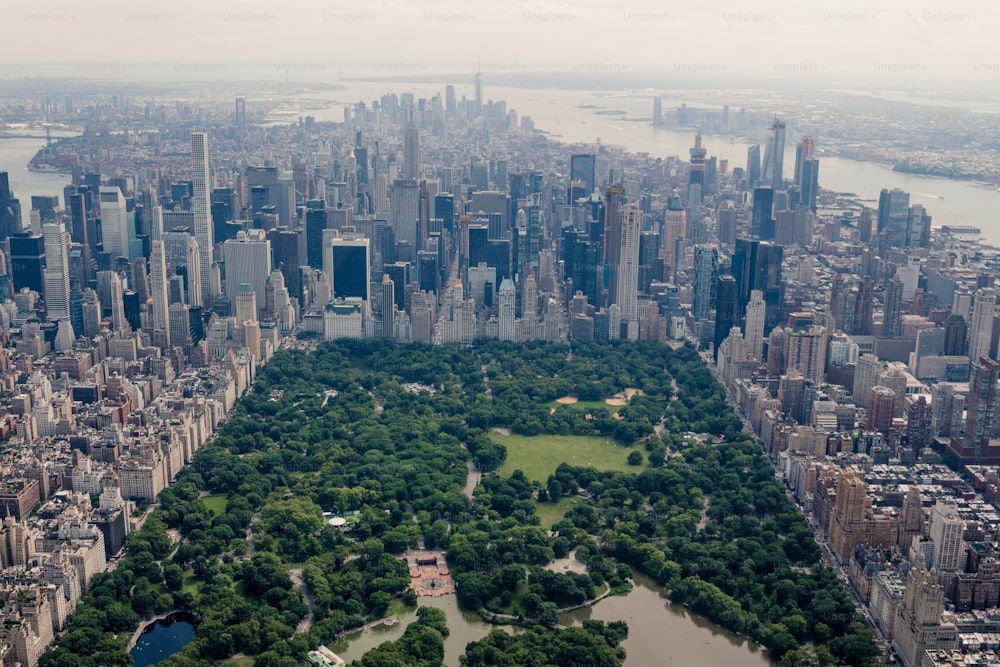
41 339 879 667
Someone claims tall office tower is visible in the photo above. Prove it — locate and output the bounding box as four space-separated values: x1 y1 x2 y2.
761 118 786 190
867 386 896 435
498 278 516 341
943 314 968 356
42 222 70 322
907 204 931 248
964 357 1000 447
331 237 370 301
234 283 257 324
9 231 45 295
853 276 875 335
570 154 596 194
688 133 707 188
184 235 202 308
713 275 738 361
403 112 420 180
223 230 272 319
661 196 686 277
0 171 23 237
929 502 966 572
474 71 483 116
149 240 170 346
877 188 910 249
883 275 904 337
751 187 774 240
601 185 623 309
746 144 761 187
615 203 641 339
390 179 420 249
692 244 718 321
859 207 874 244
521 270 538 323
190 132 214 306
745 289 766 361
169 302 193 347
104 271 129 334
652 96 663 126
445 85 456 116
793 136 814 186
800 158 820 213
732 238 783 333
82 288 101 337
378 274 395 337
99 187 129 261
853 353 882 407
234 98 246 126
968 287 996 364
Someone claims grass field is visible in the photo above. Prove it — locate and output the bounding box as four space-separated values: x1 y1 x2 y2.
202 494 228 516
534 497 578 529
492 432 644 483
182 570 202 596
545 398 619 415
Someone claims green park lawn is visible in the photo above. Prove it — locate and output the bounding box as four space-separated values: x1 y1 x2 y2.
492 432 644 483
202 494 228 516
534 496 578 529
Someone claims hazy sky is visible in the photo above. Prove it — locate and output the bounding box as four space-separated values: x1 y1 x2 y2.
3 0 998 90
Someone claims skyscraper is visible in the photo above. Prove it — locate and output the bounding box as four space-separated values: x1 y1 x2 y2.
403 112 420 180
498 278 516 341
732 238 783 333
761 119 786 190
190 132 214 306
601 185 623 309
615 203 641 339
964 357 1000 448
713 275 738 361
746 145 761 187
692 244 718 322
42 222 70 322
800 158 820 213
751 187 774 240
883 276 904 338
149 240 170 347
968 287 996 365
745 289 766 362
877 188 910 249
570 154 596 194
331 237 371 301
853 353 882 408
379 274 395 337
99 187 129 261
223 230 272 319
944 314 968 356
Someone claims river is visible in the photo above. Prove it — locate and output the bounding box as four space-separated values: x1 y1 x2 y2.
330 574 772 666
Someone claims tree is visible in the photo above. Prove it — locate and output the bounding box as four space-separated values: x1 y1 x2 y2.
627 451 643 466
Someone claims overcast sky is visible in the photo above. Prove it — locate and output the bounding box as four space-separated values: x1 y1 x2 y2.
3 0 998 92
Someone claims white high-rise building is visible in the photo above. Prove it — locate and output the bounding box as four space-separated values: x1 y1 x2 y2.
184 235 202 308
191 132 214 306
615 203 641 340
149 240 170 347
968 287 995 364
928 501 965 572
745 289 766 362
42 222 70 321
223 230 272 320
108 271 129 334
99 187 129 261
498 278 516 341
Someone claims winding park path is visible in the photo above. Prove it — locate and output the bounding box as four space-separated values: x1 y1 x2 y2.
288 568 315 634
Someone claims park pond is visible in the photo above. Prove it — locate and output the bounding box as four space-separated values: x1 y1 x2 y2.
331 572 773 666
129 611 196 667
